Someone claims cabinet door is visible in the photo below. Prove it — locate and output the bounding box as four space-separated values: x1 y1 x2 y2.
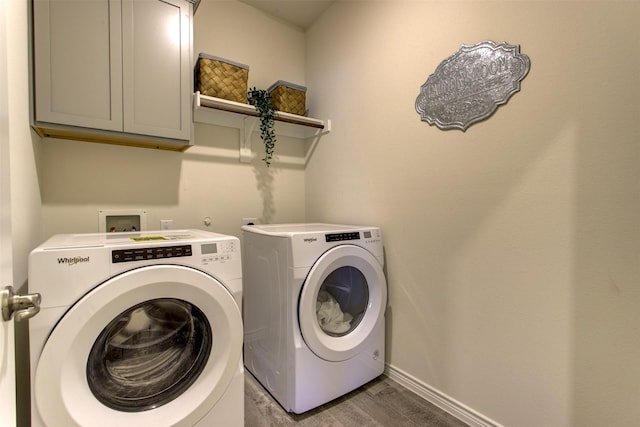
122 0 191 140
33 0 123 131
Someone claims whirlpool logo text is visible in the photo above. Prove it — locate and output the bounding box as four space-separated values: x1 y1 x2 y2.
57 256 90 266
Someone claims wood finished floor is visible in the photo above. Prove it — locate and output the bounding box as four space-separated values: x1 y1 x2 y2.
245 371 470 427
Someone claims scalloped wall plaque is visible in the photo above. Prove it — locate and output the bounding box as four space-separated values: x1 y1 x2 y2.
415 41 530 131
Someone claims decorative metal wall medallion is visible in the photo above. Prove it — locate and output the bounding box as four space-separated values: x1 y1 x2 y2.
415 41 530 131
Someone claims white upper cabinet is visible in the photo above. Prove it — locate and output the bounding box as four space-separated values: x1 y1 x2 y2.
122 0 191 140
33 0 123 131
32 0 193 150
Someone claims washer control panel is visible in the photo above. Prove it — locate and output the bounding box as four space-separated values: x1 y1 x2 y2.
362 229 382 244
200 240 237 265
112 244 192 263
110 239 239 266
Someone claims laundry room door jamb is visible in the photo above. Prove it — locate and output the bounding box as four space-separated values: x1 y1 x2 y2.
0 0 17 422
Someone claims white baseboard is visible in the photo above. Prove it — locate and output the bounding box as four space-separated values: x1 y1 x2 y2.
384 364 503 427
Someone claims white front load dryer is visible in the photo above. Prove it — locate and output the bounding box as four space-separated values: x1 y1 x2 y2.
28 230 244 427
242 223 387 414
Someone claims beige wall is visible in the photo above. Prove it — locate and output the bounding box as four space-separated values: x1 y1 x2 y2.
39 0 308 239
306 1 639 427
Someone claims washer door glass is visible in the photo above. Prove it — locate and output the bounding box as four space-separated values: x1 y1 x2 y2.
299 245 387 362
87 298 211 412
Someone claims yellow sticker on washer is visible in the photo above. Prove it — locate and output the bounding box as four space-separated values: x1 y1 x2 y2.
129 236 169 242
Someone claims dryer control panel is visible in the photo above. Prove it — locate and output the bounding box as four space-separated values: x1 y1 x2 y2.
325 229 381 244
325 232 360 242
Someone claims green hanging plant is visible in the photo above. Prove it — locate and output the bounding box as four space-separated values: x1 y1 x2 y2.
248 87 277 167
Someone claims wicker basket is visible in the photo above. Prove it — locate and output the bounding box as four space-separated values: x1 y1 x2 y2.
195 53 249 103
268 81 307 116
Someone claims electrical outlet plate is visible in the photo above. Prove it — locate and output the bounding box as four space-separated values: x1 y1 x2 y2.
242 217 257 226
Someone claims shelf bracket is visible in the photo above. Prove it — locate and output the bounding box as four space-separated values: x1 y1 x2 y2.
313 119 331 138
302 120 332 167
240 116 257 163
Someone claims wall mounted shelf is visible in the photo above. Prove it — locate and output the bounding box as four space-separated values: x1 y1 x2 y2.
193 91 330 163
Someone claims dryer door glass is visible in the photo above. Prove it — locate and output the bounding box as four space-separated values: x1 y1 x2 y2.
299 244 387 362
86 298 212 412
317 266 369 336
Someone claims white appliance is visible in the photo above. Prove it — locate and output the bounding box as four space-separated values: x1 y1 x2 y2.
242 223 387 414
28 230 244 427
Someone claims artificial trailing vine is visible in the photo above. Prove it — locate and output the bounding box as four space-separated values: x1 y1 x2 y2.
248 87 277 167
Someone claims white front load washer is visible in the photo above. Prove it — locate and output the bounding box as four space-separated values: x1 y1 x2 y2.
28 230 244 427
242 223 387 414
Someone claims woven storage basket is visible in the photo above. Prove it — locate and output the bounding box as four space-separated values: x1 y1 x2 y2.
195 53 249 103
268 81 307 116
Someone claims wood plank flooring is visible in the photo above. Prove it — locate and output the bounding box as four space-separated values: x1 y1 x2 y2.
245 371 470 427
